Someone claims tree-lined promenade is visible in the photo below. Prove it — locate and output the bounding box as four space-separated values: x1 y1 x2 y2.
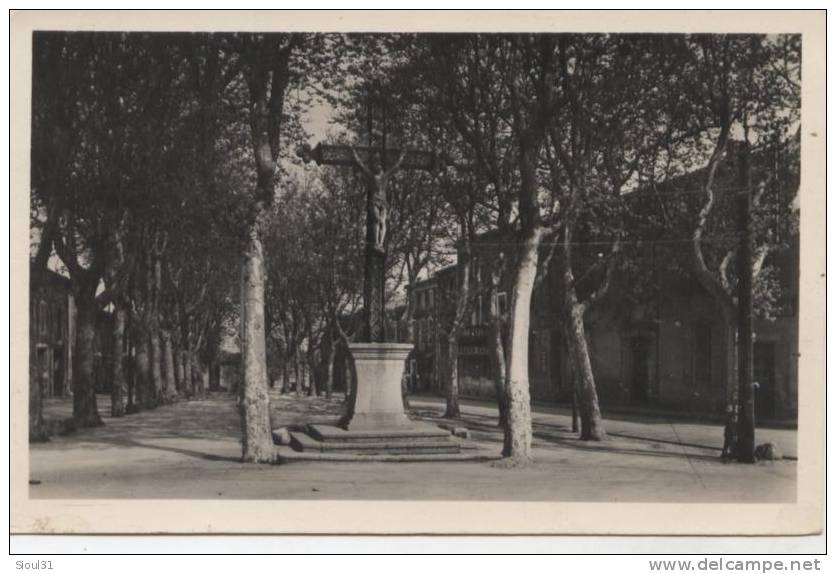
30 32 800 466
30 390 797 501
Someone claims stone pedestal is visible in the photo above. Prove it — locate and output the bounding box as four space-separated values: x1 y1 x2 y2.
274 341 495 462
343 342 413 430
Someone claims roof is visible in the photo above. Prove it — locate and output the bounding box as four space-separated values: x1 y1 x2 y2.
411 263 460 290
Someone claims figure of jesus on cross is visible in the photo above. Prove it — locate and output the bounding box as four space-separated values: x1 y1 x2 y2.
350 146 406 253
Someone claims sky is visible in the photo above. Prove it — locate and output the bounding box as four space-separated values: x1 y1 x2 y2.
300 100 335 147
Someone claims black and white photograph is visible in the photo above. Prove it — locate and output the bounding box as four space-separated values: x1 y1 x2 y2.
10 10 825 539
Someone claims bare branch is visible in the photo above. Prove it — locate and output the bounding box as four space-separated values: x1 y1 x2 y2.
752 245 771 280
580 236 622 316
692 121 734 305
719 249 735 293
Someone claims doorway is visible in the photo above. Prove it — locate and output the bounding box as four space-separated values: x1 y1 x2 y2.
36 347 49 401
52 345 64 397
753 342 776 419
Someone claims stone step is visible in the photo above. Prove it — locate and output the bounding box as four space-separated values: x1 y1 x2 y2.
275 445 502 463
306 423 452 443
289 431 461 455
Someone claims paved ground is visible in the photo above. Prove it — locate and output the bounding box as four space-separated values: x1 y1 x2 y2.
29 391 796 502
408 395 798 459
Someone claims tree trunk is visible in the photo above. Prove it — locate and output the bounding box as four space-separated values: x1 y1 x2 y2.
325 341 336 399
189 352 202 396
141 333 157 409
134 332 150 411
487 274 508 428
294 353 303 397
110 304 128 417
339 351 360 426
281 361 289 394
199 359 210 396
184 351 193 395
238 221 273 463
172 342 181 393
302 361 310 395
556 220 606 442
238 36 293 459
564 295 606 441
444 335 460 418
126 344 136 413
568 350 579 433
489 323 508 428
307 355 318 397
29 348 48 442
186 353 194 395
179 349 190 397
72 300 103 427
343 354 354 403
181 348 190 396
149 328 163 405
444 234 471 418
501 227 542 463
162 330 176 402
150 255 165 403
721 318 739 460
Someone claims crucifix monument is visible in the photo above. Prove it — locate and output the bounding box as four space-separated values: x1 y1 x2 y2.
297 142 436 343
295 102 437 431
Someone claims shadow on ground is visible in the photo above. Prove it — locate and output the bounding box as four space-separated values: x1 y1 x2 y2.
39 391 790 467
30 390 796 502
408 405 722 463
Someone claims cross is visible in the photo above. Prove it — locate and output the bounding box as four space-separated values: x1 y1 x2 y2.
298 143 437 172
296 142 437 343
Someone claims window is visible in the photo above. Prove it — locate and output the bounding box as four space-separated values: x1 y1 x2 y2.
54 302 63 340
497 292 508 317
38 300 48 336
428 289 434 309
416 319 423 351
470 296 483 326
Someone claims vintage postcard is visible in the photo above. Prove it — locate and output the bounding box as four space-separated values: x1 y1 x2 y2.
10 10 825 536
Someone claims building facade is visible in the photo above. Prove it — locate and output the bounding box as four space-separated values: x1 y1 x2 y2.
29 266 117 403
403 138 799 421
406 234 799 421
29 266 75 400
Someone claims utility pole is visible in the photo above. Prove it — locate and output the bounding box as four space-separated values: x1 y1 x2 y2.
736 140 756 463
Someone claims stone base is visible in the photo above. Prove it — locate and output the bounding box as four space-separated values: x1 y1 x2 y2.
275 445 501 463
343 412 410 430
308 423 452 443
272 343 492 462
287 423 459 455
342 342 413 431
